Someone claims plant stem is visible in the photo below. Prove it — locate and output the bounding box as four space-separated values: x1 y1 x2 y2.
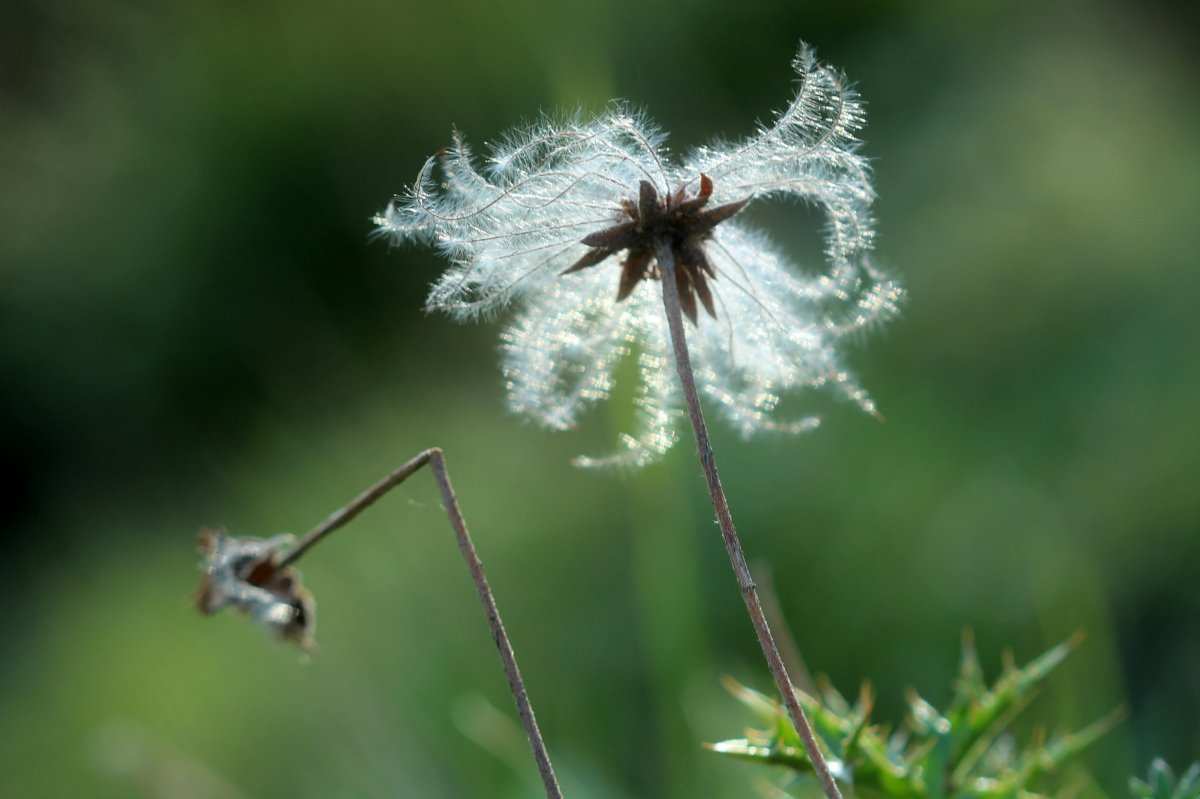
425 449 563 799
275 449 564 799
656 243 842 799
276 451 432 570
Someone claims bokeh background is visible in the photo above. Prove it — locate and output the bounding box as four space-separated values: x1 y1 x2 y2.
2 0 1197 796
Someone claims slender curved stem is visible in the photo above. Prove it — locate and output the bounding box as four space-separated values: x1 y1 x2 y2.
657 243 842 799
275 449 563 799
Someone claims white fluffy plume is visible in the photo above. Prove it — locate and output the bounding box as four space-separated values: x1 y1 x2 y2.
376 44 902 466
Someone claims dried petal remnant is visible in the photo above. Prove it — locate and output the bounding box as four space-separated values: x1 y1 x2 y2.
563 175 748 325
195 529 315 649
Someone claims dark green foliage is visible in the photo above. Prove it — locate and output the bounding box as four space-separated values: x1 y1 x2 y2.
711 634 1123 798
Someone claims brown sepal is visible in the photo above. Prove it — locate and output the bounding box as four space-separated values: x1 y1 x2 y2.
616 249 652 302
581 221 638 249
699 197 751 227
562 247 614 275
675 266 699 325
692 269 718 320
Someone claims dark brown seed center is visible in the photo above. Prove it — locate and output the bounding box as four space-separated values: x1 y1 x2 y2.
562 174 749 324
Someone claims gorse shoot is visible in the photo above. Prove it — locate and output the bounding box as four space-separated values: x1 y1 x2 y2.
712 633 1124 799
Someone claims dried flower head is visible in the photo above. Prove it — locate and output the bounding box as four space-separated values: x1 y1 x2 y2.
195 529 315 649
376 44 902 466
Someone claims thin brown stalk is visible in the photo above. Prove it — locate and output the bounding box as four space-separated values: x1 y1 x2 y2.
275 449 563 799
276 451 432 570
656 242 843 799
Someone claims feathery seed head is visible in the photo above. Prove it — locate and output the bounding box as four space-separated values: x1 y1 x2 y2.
376 44 902 466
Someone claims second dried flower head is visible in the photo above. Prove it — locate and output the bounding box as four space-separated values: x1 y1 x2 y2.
377 44 902 466
196 529 315 649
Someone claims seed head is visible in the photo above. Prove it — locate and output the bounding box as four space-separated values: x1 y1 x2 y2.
376 44 902 466
195 529 316 649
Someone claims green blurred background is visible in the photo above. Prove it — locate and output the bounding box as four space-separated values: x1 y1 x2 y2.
2 0 1197 796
